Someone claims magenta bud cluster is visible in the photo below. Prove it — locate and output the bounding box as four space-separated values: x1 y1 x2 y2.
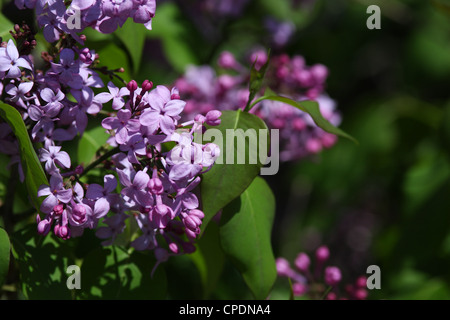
276 245 368 300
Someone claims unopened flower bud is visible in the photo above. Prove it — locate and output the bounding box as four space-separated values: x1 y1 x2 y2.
276 258 292 277
205 110 221 126
53 204 64 216
169 242 179 254
127 80 138 92
194 114 206 123
354 288 368 300
148 177 163 194
294 252 310 273
356 276 367 288
316 246 330 263
37 219 51 235
326 292 337 300
142 80 153 92
75 165 84 175
218 51 237 69
324 266 342 286
292 283 308 296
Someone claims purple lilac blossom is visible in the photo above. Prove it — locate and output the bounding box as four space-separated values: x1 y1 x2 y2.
0 34 221 269
14 0 156 43
175 50 341 161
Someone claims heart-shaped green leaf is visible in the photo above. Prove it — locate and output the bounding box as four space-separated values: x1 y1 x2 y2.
200 110 269 229
220 176 276 299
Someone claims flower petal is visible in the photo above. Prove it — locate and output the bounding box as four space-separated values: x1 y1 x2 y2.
57 189 73 203
6 39 19 61
54 151 71 169
93 197 110 218
133 170 149 190
40 194 58 213
164 99 186 117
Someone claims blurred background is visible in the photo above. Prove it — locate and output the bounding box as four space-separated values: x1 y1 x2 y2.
1 0 450 299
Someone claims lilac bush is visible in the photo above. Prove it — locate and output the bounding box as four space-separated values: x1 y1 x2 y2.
0 15 221 266
0 0 356 301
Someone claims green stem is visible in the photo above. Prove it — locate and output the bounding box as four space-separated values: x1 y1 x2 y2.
92 67 127 85
321 286 333 300
79 146 121 178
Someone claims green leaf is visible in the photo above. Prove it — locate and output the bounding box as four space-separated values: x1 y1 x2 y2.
0 228 10 286
220 176 277 299
147 2 198 72
250 95 358 143
403 148 449 214
189 222 225 298
79 246 167 299
115 21 148 75
200 110 269 229
0 102 48 213
11 226 74 299
78 124 109 166
0 12 13 42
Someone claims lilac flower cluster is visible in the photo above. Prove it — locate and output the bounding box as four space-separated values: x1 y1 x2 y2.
14 0 156 43
0 34 221 264
276 246 368 300
174 50 341 161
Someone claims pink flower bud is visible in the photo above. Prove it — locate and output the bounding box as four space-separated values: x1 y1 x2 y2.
306 138 322 154
127 80 138 92
353 288 368 300
75 165 84 175
294 253 310 273
148 177 163 194
205 110 222 126
183 216 198 230
316 246 330 263
326 292 337 300
321 133 337 148
53 204 64 216
141 79 153 92
189 209 205 219
194 114 206 124
276 258 292 277
356 276 367 288
169 242 179 254
218 51 237 69
324 266 342 286
185 228 197 239
37 219 51 235
292 283 308 296
292 118 306 131
310 64 328 83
